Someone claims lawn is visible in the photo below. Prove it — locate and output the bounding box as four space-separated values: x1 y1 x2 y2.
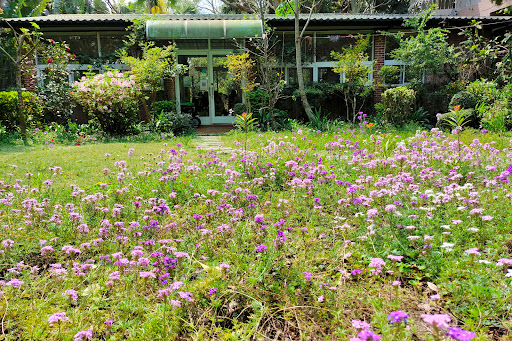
0 126 511 340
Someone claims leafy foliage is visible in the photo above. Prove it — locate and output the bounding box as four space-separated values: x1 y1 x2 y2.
120 44 184 93
225 53 257 114
449 91 478 110
331 35 374 122
389 7 455 85
0 91 42 130
151 100 176 115
438 105 472 133
381 86 416 125
120 44 186 121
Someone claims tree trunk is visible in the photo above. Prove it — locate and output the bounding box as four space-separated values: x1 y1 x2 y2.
141 96 151 122
15 63 27 142
259 0 277 130
294 0 316 124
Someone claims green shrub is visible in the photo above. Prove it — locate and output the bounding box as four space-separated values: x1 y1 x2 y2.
449 91 478 109
38 39 76 124
381 86 416 125
0 91 43 131
476 101 509 133
502 83 512 112
293 87 326 110
247 89 269 115
255 108 290 132
233 103 247 116
152 101 176 116
465 79 500 106
153 111 194 136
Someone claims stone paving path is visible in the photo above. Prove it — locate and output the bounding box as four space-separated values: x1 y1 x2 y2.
194 136 235 154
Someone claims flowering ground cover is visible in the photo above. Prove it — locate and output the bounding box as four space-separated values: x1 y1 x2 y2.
0 127 512 340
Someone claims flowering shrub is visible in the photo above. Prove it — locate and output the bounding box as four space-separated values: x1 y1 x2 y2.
71 70 139 134
37 39 76 124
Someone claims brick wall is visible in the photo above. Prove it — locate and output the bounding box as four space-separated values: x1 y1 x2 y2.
22 55 37 92
373 34 386 103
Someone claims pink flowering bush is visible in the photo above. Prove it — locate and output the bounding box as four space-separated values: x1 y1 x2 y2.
71 70 139 135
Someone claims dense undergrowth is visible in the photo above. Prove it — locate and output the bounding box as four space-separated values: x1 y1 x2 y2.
0 126 511 340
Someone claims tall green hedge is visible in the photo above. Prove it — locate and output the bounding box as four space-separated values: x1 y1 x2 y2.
0 91 43 131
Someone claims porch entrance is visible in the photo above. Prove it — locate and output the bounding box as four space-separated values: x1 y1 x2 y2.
146 18 262 126
176 52 243 126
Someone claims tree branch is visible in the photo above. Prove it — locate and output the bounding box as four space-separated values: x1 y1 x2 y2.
299 0 320 38
0 44 17 64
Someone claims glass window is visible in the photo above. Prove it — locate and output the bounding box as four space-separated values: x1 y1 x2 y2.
178 55 209 117
316 35 372 62
319 67 340 83
281 34 313 64
385 36 400 60
100 34 125 59
288 67 313 86
316 36 353 62
46 34 99 58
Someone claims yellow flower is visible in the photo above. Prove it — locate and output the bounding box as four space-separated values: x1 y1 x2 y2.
367 123 375 128
454 105 461 112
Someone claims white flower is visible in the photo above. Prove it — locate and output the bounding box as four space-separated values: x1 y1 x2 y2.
468 227 479 232
441 242 455 251
440 225 451 230
478 260 492 264
506 269 512 278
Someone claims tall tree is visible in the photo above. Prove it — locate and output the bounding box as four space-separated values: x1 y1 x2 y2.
0 20 41 141
276 0 318 124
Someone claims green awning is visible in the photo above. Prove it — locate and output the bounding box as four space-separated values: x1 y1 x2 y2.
146 19 262 39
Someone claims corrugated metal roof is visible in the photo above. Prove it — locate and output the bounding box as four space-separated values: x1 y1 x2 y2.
4 13 512 24
267 13 512 22
4 14 257 23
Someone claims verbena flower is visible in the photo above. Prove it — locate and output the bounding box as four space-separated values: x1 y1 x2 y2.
256 244 267 252
303 271 312 281
357 330 381 340
352 320 371 330
48 312 69 325
421 314 451 329
446 327 476 340
388 311 409 324
74 329 93 341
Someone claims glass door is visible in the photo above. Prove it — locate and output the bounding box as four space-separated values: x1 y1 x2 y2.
177 54 211 125
210 55 242 124
176 52 243 125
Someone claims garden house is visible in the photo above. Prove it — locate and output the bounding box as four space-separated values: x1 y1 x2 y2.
3 13 512 125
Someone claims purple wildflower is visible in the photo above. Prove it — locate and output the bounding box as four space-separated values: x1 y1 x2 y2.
446 327 476 341
388 311 409 324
